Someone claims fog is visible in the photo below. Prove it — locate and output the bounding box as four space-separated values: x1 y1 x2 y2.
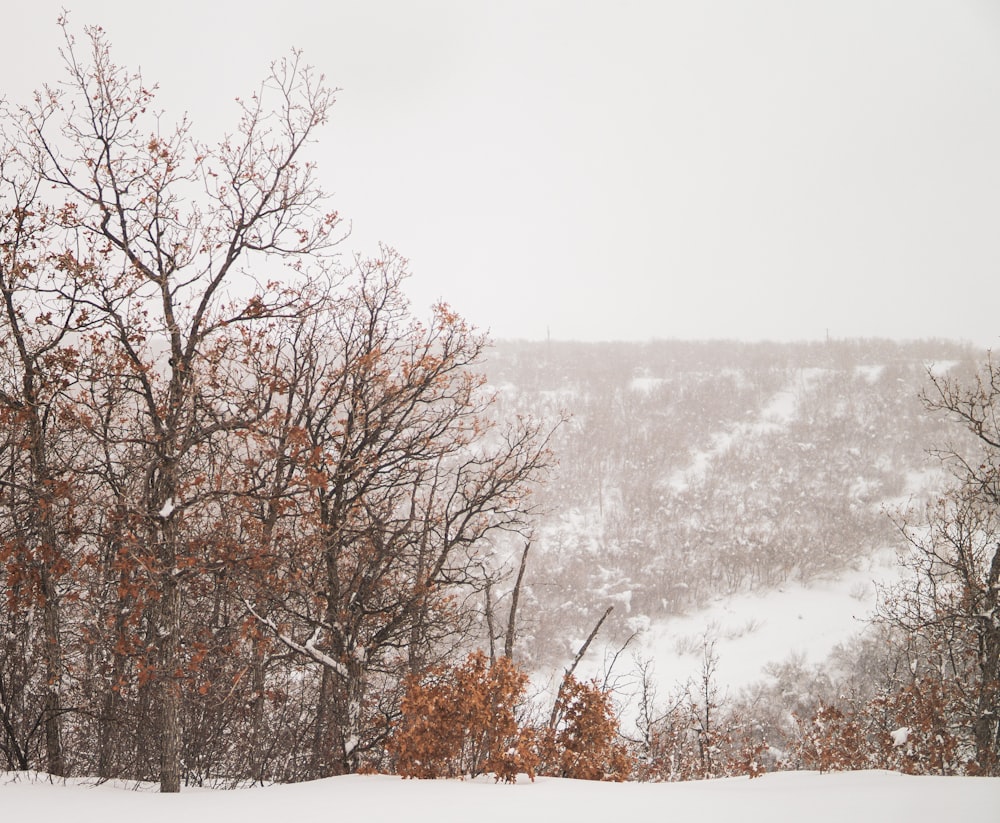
6 1 999 346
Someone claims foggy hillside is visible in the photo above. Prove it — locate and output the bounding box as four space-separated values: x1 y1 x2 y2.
484 338 982 669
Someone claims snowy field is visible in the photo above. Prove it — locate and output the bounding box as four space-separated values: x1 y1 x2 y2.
562 546 905 729
2 770 997 823
628 551 901 691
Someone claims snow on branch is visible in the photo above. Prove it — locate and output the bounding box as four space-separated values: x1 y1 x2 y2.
241 598 349 680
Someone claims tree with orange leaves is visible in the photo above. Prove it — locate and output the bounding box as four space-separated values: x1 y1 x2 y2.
239 253 556 775
6 17 341 791
1 17 557 788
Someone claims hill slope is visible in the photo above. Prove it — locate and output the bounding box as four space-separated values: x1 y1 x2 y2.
485 338 983 684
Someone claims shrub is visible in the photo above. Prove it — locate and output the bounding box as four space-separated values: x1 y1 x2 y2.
539 675 630 781
389 651 537 782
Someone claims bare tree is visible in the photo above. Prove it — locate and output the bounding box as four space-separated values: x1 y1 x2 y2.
879 355 1000 773
504 541 531 660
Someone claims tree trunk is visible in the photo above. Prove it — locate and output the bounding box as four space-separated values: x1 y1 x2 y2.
314 666 338 778
504 542 531 660
98 560 131 780
249 639 267 783
974 547 1000 773
97 679 119 778
28 401 65 778
975 621 1000 774
135 632 154 780
339 657 365 774
158 571 182 792
40 564 65 777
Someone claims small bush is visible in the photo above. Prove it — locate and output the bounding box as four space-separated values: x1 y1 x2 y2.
539 675 630 781
389 651 537 782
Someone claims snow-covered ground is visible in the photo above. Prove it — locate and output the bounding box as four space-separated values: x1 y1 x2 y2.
621 550 902 695
2 770 996 823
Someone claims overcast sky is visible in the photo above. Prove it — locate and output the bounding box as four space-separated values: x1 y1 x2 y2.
6 2 1000 347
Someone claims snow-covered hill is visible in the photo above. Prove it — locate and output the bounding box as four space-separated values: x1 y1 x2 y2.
488 339 980 691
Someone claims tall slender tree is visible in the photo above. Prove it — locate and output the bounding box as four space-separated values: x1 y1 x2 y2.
0 131 94 776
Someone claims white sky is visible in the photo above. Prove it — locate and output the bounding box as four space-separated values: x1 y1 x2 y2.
6 2 1000 347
